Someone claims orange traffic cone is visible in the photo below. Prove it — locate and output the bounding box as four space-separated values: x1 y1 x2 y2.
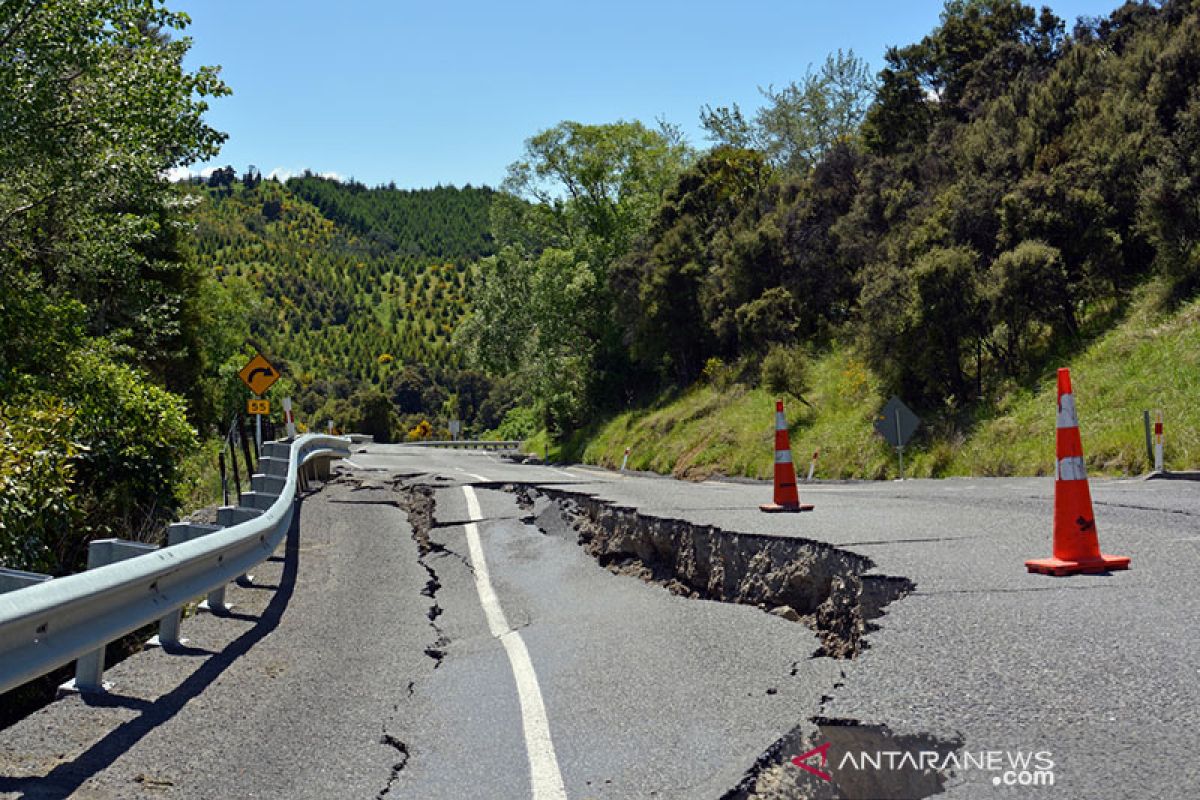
1026 368 1130 576
761 400 814 513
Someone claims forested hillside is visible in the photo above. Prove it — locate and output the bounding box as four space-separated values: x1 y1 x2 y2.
189 174 515 443
0 0 505 578
463 0 1200 477
288 176 494 261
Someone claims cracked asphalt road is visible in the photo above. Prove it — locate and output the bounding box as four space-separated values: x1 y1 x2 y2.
2 445 1197 799
0 481 431 799
391 483 839 799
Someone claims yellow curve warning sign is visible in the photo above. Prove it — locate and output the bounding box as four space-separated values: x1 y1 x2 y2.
238 354 280 395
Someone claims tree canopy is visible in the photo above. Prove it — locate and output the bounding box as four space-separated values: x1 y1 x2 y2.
1 0 228 573
463 0 1200 432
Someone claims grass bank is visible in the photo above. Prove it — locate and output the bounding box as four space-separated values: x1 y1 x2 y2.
537 282 1200 480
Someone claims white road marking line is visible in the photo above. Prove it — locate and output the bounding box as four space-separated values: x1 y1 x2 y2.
343 459 365 469
455 467 492 482
462 487 567 800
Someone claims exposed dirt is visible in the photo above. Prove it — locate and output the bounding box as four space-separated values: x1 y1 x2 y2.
396 478 952 799
510 485 913 660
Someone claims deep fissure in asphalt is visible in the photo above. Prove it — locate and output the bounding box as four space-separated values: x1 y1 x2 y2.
719 719 965 800
387 476 961 799
327 481 425 797
499 482 963 800
506 484 912 660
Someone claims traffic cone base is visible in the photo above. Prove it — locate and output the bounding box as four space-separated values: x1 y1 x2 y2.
759 502 815 513
1025 553 1130 576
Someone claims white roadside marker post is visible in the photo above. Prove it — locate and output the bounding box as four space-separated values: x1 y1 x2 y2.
283 396 296 439
1154 410 1164 473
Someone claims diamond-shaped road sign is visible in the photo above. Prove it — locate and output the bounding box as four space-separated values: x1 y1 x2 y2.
874 396 921 448
238 353 280 396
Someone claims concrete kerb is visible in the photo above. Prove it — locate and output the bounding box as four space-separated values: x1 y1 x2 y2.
1145 470 1200 481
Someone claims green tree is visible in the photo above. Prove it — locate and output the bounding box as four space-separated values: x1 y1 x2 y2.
735 287 801 353
0 0 225 572
703 50 875 172
614 148 774 385
467 120 689 426
985 240 1070 371
492 119 691 263
461 246 599 431
860 247 985 405
0 0 228 399
350 389 395 443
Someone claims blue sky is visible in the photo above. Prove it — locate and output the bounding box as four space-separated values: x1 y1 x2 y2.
174 0 1121 189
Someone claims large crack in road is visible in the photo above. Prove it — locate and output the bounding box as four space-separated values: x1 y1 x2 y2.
721 719 965 800
380 476 962 799
496 482 962 800
394 484 451 671
506 484 913 660
329 477 453 798
325 480 424 798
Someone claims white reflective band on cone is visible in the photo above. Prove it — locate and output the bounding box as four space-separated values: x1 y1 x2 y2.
1056 394 1079 430
775 450 793 464
1057 456 1087 481
775 411 786 429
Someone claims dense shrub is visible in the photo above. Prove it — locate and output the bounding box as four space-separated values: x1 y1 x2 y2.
0 348 197 575
760 346 809 400
0 402 79 574
493 405 538 440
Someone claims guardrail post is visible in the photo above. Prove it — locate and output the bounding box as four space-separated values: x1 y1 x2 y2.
1154 409 1165 473
1143 410 1154 469
60 539 158 694
199 582 230 615
201 587 227 613
204 505 267 611
146 523 224 648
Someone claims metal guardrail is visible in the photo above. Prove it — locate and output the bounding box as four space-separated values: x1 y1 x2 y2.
0 433 350 696
404 440 521 451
